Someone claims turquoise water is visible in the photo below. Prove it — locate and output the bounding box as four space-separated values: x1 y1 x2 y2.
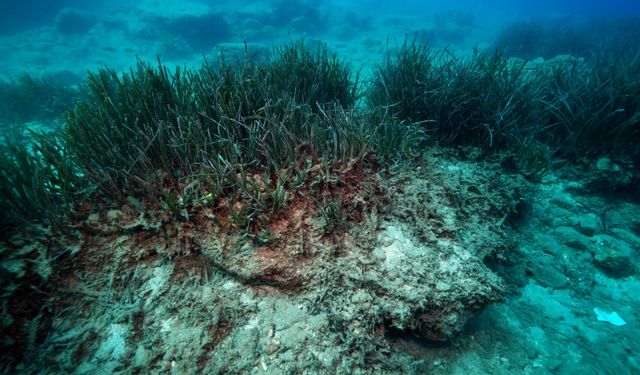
1 1 639 374
1 0 640 79
2 0 640 124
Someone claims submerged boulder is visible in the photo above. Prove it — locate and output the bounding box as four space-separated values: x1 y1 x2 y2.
369 223 504 341
135 0 230 52
55 8 96 35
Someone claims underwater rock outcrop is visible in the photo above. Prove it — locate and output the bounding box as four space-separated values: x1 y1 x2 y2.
193 149 519 344
1 148 524 373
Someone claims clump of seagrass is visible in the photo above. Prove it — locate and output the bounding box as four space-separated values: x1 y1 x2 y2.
368 38 547 148
0 73 84 127
494 18 640 62
541 57 640 158
0 131 79 232
369 37 640 166
367 38 436 124
514 139 553 181
0 41 373 236
268 40 359 109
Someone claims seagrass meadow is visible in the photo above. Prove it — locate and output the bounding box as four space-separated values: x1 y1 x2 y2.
2 40 639 231
1 36 639 373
